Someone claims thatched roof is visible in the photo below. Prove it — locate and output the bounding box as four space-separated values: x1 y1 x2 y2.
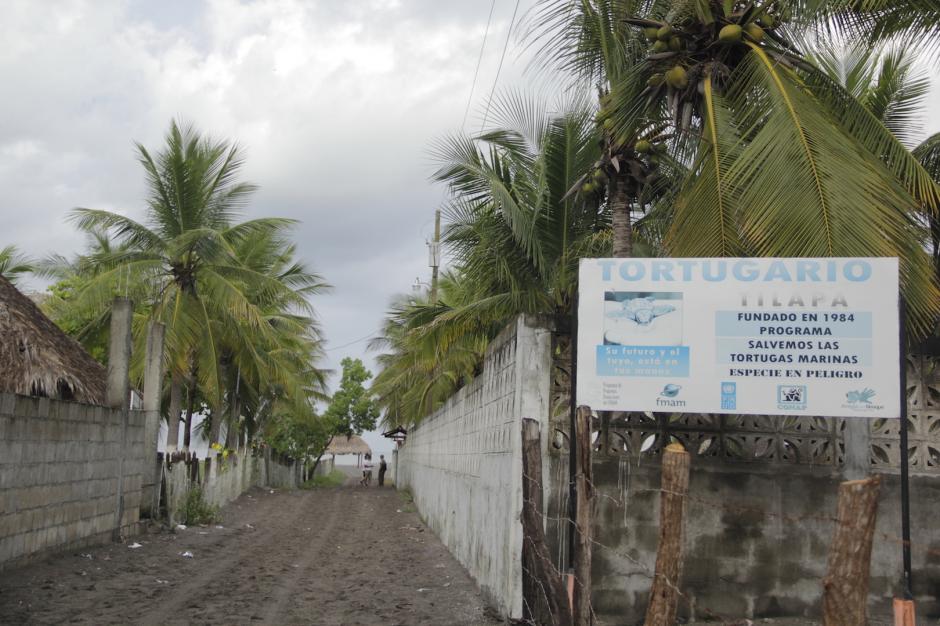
0 275 106 404
327 435 372 456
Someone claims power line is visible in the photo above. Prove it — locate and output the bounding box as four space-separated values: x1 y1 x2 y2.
462 0 497 129
325 332 378 352
480 0 521 133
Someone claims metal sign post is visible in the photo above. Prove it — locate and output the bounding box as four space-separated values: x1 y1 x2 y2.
898 297 912 599
568 288 579 597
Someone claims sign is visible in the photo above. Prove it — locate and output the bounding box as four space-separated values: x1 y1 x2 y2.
576 258 900 418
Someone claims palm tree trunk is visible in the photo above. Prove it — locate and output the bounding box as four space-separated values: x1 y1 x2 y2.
610 172 633 258
208 411 223 450
183 375 196 452
165 371 183 452
224 398 239 449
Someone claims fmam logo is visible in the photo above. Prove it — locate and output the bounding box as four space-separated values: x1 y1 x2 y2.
656 384 685 408
843 388 884 412
777 385 807 410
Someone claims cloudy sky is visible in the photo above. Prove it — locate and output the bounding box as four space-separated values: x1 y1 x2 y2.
3 1 939 455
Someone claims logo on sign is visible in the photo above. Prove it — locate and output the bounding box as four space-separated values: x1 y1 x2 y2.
842 388 883 412
656 384 685 408
777 385 807 410
720 382 736 410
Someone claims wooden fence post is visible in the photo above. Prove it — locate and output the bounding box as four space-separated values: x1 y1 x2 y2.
573 406 594 626
822 475 882 626
521 418 571 626
645 442 691 626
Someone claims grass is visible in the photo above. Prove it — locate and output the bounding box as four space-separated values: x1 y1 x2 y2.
398 488 417 513
181 486 221 525
303 469 347 489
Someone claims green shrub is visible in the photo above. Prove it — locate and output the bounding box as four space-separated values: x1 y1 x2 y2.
303 469 346 489
181 486 221 525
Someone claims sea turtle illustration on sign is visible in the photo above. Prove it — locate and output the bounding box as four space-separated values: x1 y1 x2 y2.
608 297 676 326
846 388 876 404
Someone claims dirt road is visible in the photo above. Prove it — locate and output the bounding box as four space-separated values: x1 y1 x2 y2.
0 471 500 625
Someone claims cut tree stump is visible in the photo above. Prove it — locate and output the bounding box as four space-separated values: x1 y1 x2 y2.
644 442 690 626
822 475 882 626
521 418 571 626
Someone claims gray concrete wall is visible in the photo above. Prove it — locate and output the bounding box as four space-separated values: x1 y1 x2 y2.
164 451 301 525
395 315 554 619
0 393 145 570
584 458 940 623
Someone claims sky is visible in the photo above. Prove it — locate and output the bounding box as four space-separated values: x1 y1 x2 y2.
2 0 939 457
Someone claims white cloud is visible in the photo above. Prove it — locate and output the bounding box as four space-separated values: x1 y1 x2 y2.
2 0 936 448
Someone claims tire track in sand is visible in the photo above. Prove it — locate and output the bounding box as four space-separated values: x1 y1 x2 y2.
137 489 331 625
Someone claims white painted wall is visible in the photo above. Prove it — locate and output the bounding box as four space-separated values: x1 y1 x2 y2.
395 316 553 619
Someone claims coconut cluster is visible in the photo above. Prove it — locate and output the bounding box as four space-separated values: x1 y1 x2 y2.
585 97 665 195
635 1 781 105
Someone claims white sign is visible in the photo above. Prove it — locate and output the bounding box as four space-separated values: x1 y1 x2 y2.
576 258 900 418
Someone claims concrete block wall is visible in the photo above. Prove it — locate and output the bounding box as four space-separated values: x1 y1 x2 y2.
257 451 301 490
396 315 554 619
0 393 145 570
164 451 300 525
586 458 940 622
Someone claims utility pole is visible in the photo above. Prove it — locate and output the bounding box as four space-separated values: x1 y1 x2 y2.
429 208 441 303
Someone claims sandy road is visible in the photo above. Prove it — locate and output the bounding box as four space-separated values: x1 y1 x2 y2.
0 472 500 625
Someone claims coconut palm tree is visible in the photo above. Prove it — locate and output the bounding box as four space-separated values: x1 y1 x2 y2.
210 231 330 447
67 120 324 449
0 245 35 285
531 0 940 337
372 94 624 424
529 0 679 258
813 42 940 286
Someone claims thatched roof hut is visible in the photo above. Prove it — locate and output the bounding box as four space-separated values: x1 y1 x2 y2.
0 275 106 404
327 435 372 456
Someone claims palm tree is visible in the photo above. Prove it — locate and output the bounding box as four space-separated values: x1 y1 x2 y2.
529 0 677 258
370 277 494 426
212 231 330 447
372 94 621 424
67 120 323 449
0 245 35 285
531 0 940 337
813 42 940 288
914 134 940 278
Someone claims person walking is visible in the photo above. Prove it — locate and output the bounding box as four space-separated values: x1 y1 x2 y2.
359 454 373 486
378 455 387 486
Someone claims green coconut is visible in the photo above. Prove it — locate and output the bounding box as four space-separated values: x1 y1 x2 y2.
758 12 774 28
665 65 689 89
643 27 659 41
656 24 673 40
651 40 669 53
668 36 683 51
744 22 765 42
719 24 743 43
603 118 615 130
593 169 607 182
582 182 595 193
635 139 652 154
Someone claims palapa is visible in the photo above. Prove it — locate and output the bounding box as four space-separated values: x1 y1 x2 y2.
326 435 372 456
0 275 106 404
